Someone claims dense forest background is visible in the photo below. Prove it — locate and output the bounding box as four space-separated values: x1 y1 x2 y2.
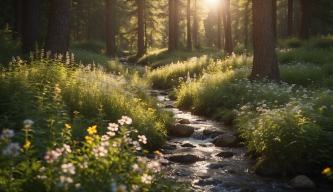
1 0 333 56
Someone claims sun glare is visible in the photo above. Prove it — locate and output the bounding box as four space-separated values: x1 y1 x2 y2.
205 0 220 8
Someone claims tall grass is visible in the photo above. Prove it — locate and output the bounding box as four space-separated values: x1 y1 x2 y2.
0 56 172 149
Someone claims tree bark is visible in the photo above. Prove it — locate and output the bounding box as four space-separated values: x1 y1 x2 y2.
287 0 294 36
105 0 116 57
223 0 233 55
272 0 277 39
137 0 145 57
45 0 71 55
217 3 222 50
168 0 176 51
13 0 23 39
299 0 310 39
186 0 192 50
193 0 199 49
174 0 179 49
21 0 39 53
250 0 280 80
244 0 250 49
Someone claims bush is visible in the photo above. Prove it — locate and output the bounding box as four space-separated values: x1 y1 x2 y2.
280 37 303 48
71 41 105 54
0 117 186 192
0 29 20 65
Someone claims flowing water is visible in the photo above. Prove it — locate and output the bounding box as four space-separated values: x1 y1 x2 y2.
151 90 297 192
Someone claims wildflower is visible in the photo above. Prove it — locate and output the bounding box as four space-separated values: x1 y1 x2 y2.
141 173 153 184
37 175 47 180
85 136 94 144
107 123 119 132
132 141 141 151
23 140 31 150
62 144 71 153
87 125 97 135
92 145 108 157
1 129 15 139
59 175 74 185
106 131 116 137
118 116 132 125
78 162 88 169
2 142 20 157
61 163 76 175
138 135 147 144
322 167 332 176
147 161 161 173
132 164 141 172
23 119 34 128
64 124 71 129
101 135 110 141
44 149 62 163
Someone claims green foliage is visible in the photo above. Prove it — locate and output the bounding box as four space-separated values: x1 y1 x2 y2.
0 118 184 191
0 29 20 65
148 55 215 89
137 48 224 68
0 56 172 150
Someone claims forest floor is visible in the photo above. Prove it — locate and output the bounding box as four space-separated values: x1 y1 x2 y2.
0 35 333 191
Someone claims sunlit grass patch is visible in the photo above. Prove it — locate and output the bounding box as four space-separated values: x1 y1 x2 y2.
0 56 172 150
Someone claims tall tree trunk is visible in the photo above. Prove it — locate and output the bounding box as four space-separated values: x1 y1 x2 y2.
244 0 250 49
168 0 176 51
105 0 116 57
272 0 277 39
186 0 192 50
137 0 145 57
287 0 294 36
223 0 233 55
13 0 23 39
250 0 279 80
193 0 199 49
45 0 71 55
299 0 310 39
174 0 179 49
21 0 39 53
217 3 222 50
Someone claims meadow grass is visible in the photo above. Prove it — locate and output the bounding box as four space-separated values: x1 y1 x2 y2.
176 67 333 174
136 48 224 68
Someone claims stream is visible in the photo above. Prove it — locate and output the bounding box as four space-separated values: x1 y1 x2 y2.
150 90 297 192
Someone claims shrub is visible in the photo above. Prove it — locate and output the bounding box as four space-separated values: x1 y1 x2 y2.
0 117 186 192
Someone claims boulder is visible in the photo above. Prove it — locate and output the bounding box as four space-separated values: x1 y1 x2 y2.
203 129 225 138
289 175 315 189
216 151 234 158
177 118 191 124
168 124 194 137
181 143 196 148
168 154 202 164
213 134 238 147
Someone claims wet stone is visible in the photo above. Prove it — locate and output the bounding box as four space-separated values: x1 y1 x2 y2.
199 144 208 147
168 154 202 164
195 178 222 186
177 118 191 124
216 151 234 158
168 124 194 137
289 175 316 189
203 129 225 138
213 134 239 147
162 144 177 150
208 163 224 169
164 104 174 108
181 143 196 148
